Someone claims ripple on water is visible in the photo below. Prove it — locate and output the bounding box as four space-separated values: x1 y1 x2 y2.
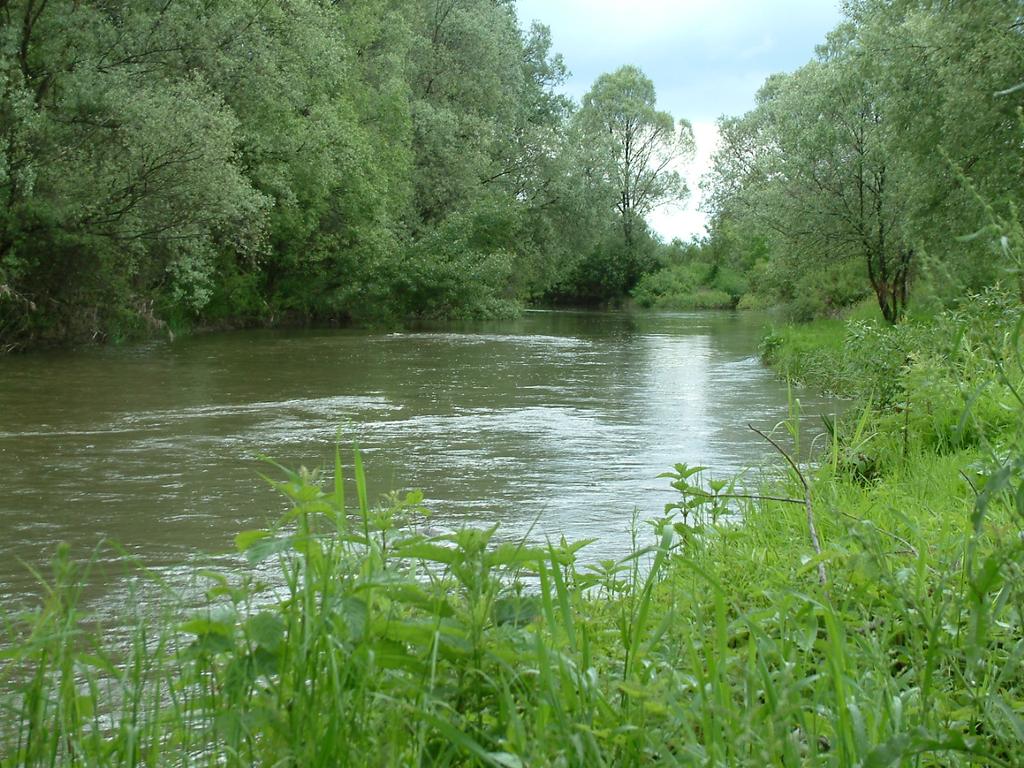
120 394 398 426
381 332 591 350
0 311 835 610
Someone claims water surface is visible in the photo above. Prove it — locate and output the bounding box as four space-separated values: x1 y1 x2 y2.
0 310 833 605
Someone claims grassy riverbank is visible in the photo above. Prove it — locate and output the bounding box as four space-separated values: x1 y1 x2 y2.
3 295 1024 766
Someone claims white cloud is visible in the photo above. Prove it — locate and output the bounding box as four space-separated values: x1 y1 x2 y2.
738 35 777 62
515 0 841 119
649 121 720 242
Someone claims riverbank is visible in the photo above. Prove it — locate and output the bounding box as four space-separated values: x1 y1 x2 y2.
3 297 1023 765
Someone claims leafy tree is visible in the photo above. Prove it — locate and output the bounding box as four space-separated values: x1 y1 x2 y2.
706 0 1024 322
578 66 694 251
405 0 524 228
848 0 1024 298
401 3 605 310
710 40 915 323
0 1 265 346
545 65 696 304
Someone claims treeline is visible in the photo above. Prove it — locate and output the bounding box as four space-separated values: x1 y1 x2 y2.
0 1 692 350
696 0 1024 323
9 1 1010 349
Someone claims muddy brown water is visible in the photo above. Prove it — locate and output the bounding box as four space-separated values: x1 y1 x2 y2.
0 310 834 611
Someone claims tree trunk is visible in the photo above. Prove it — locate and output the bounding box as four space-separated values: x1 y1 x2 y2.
870 246 912 324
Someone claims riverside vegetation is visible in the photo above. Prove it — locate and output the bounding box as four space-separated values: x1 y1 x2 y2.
4 0 1024 764
0 1 696 351
3 288 1024 765
2 1 1022 350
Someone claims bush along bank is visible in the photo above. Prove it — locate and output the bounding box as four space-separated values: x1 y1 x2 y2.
752 288 1024 761
3 294 1024 766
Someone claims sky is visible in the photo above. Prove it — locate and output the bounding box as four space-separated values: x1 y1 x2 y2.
514 0 844 241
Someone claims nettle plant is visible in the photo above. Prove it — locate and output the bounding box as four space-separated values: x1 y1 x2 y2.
658 464 733 527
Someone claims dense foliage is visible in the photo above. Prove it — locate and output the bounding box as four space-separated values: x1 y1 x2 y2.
0 1 693 350
3 1 1022 346
701 0 1024 322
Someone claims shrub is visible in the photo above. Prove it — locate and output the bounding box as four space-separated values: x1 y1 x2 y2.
632 261 723 309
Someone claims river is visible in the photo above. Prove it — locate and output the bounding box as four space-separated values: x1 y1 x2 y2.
0 310 833 609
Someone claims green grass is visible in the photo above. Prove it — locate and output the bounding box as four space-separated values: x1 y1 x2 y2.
3 294 1024 766
758 319 848 394
3 434 1023 765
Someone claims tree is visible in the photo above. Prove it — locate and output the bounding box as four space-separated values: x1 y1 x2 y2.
706 0 1024 322
847 0 1024 299
0 1 266 346
577 66 694 251
709 35 915 323
404 0 525 228
1 1 748 346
